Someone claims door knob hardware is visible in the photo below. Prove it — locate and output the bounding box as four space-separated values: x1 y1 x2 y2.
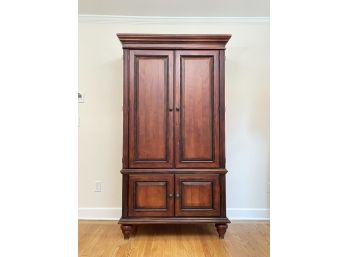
175 193 180 198
175 107 180 111
169 108 173 112
168 193 173 198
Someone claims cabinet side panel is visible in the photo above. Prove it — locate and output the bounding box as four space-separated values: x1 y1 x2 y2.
122 174 129 217
123 50 130 168
220 174 227 217
219 50 226 168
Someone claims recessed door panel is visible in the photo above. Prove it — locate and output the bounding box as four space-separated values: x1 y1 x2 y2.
128 174 174 217
175 50 220 168
175 174 220 217
181 181 213 208
129 50 174 168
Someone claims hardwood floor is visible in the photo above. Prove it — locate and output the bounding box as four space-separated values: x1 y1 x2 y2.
79 220 269 257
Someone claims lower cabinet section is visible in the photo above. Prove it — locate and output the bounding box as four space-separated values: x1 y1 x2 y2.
120 170 230 239
128 173 221 218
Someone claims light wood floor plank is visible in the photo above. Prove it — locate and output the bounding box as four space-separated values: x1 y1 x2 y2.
79 220 269 257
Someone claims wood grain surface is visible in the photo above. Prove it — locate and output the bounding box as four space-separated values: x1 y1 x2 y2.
174 50 220 168
118 34 232 238
128 50 174 168
128 174 174 217
79 220 269 257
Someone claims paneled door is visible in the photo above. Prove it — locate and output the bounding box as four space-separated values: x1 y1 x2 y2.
129 50 174 168
128 174 174 217
174 50 220 168
175 174 221 216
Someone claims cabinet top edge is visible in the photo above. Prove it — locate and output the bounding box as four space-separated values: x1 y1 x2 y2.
117 33 231 49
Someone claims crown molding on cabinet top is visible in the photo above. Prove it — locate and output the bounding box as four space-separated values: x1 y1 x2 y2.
78 15 270 24
117 33 232 49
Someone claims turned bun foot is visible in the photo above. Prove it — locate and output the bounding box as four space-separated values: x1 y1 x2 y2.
121 224 133 239
215 223 228 239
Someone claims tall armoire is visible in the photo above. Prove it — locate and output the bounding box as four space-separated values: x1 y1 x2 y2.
117 34 231 239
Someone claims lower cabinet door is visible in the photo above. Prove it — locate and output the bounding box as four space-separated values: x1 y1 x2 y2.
128 174 174 217
175 174 221 217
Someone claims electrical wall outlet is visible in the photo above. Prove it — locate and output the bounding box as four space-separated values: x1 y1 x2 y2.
95 181 102 192
78 92 84 103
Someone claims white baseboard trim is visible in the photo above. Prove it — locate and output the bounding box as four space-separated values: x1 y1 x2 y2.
227 208 270 220
78 207 269 221
78 208 122 220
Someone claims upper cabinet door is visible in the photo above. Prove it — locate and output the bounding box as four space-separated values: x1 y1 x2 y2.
129 50 174 168
175 50 220 168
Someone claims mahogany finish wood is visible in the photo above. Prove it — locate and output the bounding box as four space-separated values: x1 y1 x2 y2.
128 50 174 168
215 223 228 239
117 34 231 239
121 168 227 174
122 49 130 168
118 217 230 224
174 50 220 168
128 174 174 217
120 224 133 239
219 50 226 167
175 174 220 217
117 34 231 50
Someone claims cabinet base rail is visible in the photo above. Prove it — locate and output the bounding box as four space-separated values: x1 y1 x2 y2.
119 217 230 239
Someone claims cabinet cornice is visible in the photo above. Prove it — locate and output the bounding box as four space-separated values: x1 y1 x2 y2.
117 33 231 50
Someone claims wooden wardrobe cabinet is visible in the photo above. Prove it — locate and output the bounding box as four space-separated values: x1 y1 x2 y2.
117 34 231 239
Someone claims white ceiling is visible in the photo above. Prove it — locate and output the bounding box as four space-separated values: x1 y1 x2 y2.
79 0 269 17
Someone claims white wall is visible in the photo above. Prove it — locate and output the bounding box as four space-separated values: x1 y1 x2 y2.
78 17 269 220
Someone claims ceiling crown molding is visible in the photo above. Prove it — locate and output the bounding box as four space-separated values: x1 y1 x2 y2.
78 15 270 24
